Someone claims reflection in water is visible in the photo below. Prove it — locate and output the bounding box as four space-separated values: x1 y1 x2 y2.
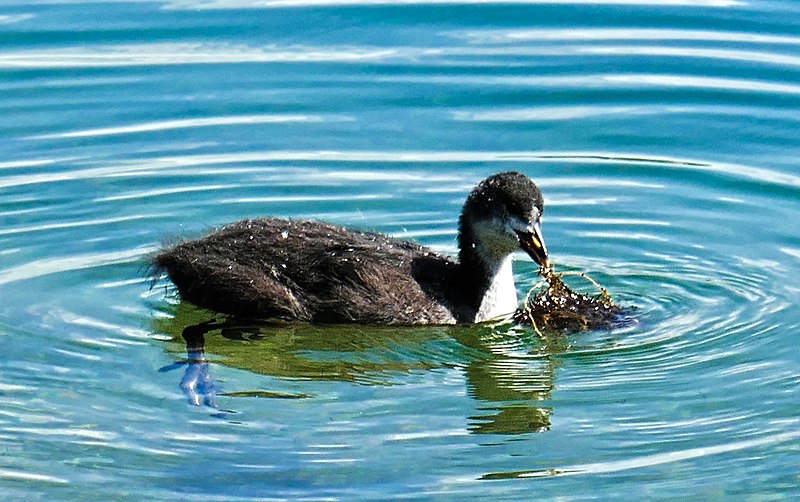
153 302 558 435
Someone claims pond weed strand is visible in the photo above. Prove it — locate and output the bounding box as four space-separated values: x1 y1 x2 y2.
515 267 624 335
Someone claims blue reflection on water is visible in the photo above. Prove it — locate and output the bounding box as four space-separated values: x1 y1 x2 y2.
1 0 799 499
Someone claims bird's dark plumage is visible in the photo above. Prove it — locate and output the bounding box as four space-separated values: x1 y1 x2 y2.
154 218 469 324
152 171 549 325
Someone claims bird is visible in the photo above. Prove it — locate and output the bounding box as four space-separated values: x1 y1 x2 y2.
152 171 549 325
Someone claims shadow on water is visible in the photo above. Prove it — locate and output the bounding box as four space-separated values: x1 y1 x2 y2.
152 301 566 435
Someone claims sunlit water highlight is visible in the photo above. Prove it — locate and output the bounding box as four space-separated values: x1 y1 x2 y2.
1 0 799 499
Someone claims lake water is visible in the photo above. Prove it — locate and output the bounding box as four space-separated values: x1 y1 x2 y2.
2 0 799 499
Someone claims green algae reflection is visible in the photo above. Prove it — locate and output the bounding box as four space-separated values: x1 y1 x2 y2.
153 301 560 435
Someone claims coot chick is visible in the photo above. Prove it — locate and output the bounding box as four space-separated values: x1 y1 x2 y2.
152 171 549 325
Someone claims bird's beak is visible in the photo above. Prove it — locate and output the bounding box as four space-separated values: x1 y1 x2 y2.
517 221 549 270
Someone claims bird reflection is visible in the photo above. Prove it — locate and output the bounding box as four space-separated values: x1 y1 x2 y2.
154 302 560 435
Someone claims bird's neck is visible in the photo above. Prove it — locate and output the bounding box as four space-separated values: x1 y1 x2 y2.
459 224 519 322
473 254 517 322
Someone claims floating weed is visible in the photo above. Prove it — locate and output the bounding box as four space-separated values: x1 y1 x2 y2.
516 266 624 336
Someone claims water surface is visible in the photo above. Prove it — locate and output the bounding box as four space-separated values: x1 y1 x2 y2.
1 0 799 499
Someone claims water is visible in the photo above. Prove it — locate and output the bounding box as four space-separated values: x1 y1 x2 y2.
1 0 799 499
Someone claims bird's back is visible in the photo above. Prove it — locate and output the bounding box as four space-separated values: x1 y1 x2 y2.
153 218 466 324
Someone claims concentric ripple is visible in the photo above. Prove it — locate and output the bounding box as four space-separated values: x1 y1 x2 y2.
1 0 799 499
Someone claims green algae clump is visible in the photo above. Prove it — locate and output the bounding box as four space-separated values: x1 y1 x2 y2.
515 267 624 334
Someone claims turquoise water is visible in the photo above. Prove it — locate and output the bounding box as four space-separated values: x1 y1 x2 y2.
2 0 800 499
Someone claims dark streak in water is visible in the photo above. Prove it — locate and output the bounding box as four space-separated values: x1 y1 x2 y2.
535 153 709 167
481 468 571 480
220 390 314 399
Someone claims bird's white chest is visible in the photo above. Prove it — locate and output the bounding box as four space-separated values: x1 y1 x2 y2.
475 256 518 322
